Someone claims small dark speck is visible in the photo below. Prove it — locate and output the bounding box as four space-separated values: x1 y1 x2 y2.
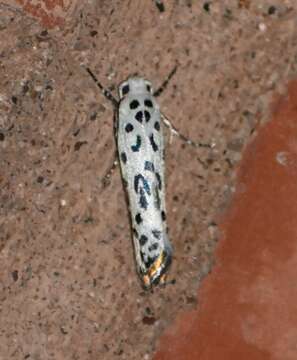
53 271 60 276
224 8 232 19
84 216 94 224
40 30 48 37
11 96 18 104
268 6 276 15
24 355 30 359
22 83 30 94
145 307 152 315
11 270 18 281
90 111 97 121
0 133 5 141
90 30 98 37
37 176 44 184
45 84 53 91
173 195 179 202
186 296 197 305
155 1 165 12
142 315 156 325
60 326 68 335
250 51 256 59
74 141 87 151
73 129 80 137
203 2 210 12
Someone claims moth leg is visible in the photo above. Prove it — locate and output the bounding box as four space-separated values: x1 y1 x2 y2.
102 151 118 188
154 0 165 12
159 275 176 288
85 67 118 108
154 65 177 97
161 113 213 148
84 66 119 186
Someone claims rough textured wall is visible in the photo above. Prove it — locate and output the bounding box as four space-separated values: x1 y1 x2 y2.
0 1 296 359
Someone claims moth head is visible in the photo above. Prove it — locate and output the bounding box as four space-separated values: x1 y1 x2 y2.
119 78 154 99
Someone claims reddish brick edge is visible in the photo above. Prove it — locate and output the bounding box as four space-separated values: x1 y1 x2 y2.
15 0 65 28
154 81 297 360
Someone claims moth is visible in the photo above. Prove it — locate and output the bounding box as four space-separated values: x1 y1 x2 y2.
86 67 209 288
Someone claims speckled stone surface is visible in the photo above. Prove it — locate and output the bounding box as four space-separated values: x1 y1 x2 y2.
0 1 297 359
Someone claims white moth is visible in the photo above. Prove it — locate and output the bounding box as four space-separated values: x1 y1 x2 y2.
117 77 172 288
86 67 210 289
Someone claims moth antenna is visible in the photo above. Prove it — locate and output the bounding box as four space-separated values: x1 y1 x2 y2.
154 65 177 97
85 66 118 108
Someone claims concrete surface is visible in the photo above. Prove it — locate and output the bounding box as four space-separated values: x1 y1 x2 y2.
0 1 297 359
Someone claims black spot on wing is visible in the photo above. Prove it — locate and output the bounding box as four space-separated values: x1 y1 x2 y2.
149 133 158 152
130 99 140 109
135 111 143 123
131 135 142 152
120 152 127 164
154 121 160 131
154 186 161 210
155 172 162 190
152 229 162 240
122 84 130 96
139 188 148 209
134 175 151 210
161 210 166 221
148 243 159 252
145 255 155 268
134 174 151 195
144 161 154 172
139 235 148 246
125 123 134 133
141 251 155 269
135 213 142 224
144 99 153 108
144 110 151 122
